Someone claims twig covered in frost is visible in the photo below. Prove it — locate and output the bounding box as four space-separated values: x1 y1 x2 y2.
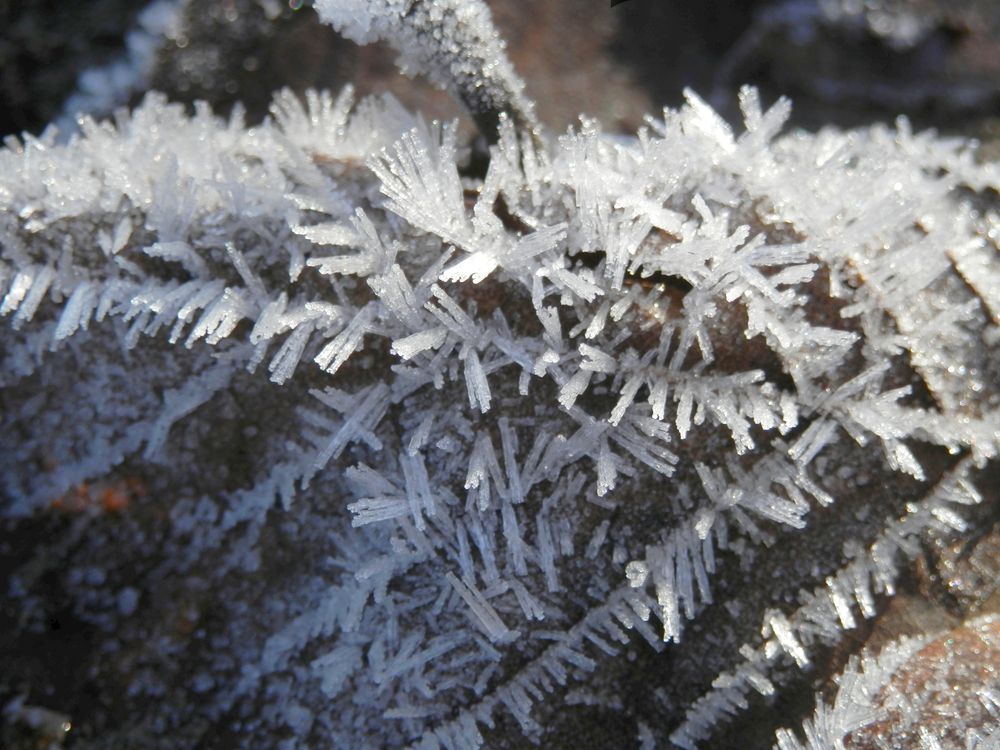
313 0 539 141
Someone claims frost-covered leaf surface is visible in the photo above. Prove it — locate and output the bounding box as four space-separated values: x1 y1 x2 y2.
1 77 999 748
774 613 1000 750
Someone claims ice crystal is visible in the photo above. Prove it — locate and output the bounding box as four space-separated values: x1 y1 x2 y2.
1 1 998 748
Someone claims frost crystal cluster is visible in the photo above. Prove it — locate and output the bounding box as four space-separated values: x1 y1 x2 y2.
1 1 999 748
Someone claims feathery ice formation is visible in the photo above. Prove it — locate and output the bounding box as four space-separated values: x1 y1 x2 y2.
1 77 999 747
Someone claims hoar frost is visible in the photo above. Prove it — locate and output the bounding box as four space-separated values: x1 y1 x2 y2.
1 1 999 748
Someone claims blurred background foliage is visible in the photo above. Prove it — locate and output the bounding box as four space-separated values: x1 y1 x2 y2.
2 0 999 141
